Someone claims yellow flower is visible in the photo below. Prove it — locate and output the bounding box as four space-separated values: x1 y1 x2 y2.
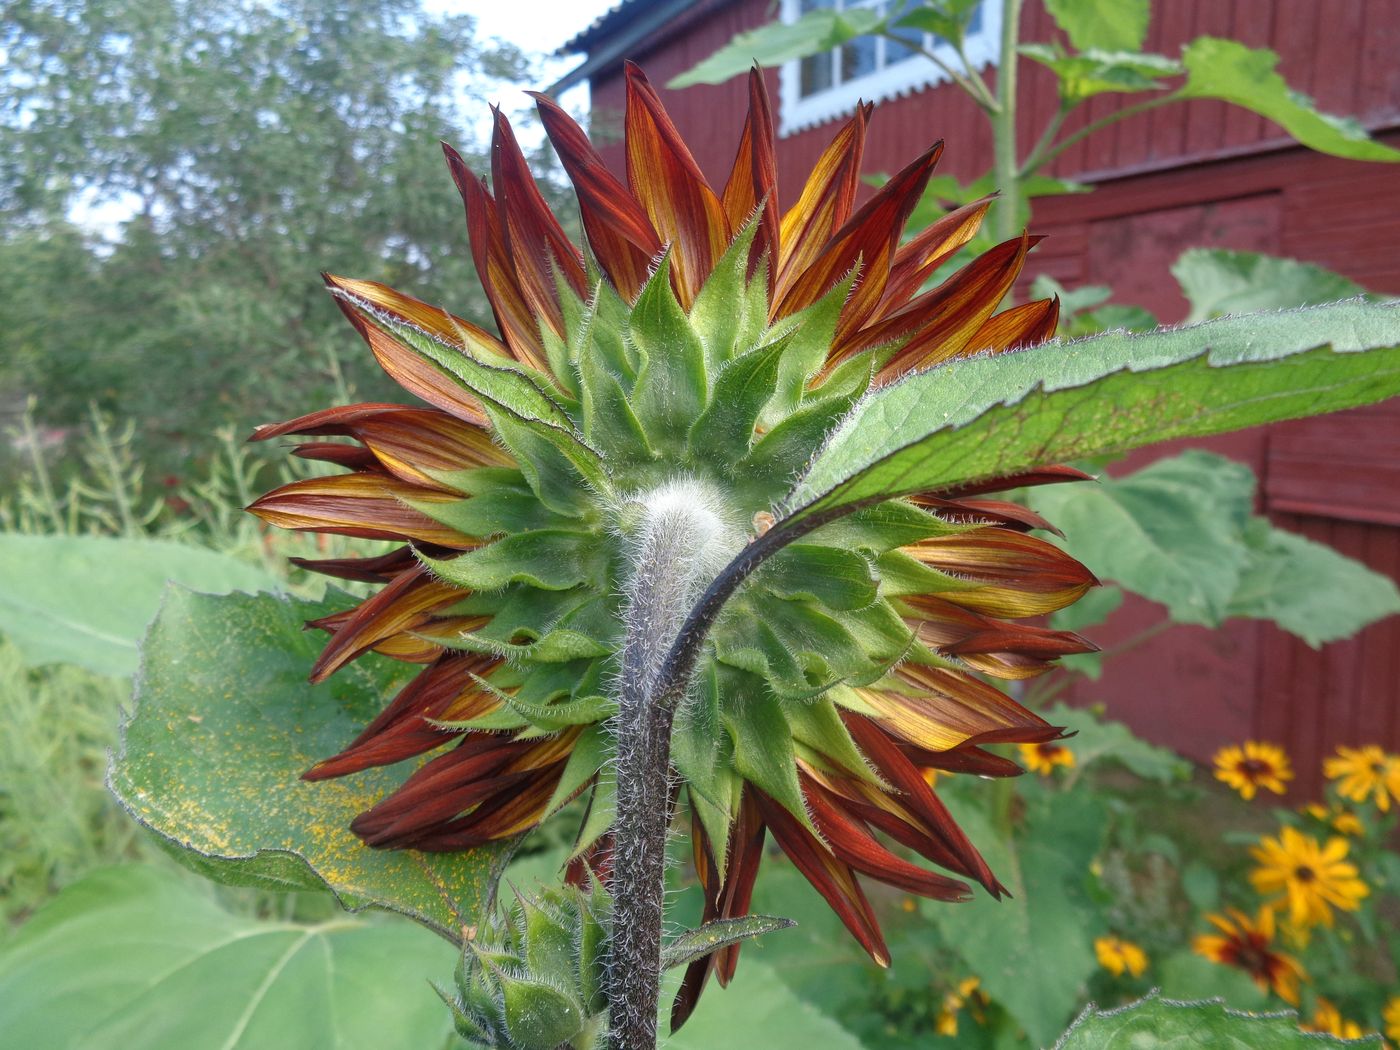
1324 745 1400 812
1304 998 1367 1039
1302 801 1365 837
1213 741 1292 800
934 976 986 1038
1020 741 1075 776
1094 935 1148 977
1249 826 1368 929
1192 907 1306 1005
1384 995 1400 1043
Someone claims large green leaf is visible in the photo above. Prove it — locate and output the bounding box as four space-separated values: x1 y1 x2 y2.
109 587 512 939
1043 703 1190 783
782 300 1400 525
926 791 1104 1048
1031 452 1256 626
667 7 883 88
0 865 459 1050
1173 248 1374 325
662 958 870 1049
1054 991 1382 1049
1227 518 1400 647
0 533 281 676
1175 38 1400 163
1043 0 1149 52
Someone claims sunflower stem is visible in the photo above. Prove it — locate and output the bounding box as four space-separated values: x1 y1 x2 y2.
608 484 736 1049
991 0 1025 250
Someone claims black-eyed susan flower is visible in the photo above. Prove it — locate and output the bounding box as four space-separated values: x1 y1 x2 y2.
934 976 987 1038
1248 826 1368 929
1213 741 1292 800
1192 907 1306 1005
1324 745 1400 813
1384 995 1400 1044
1303 999 1368 1040
249 63 1096 1028
1094 934 1148 978
1020 740 1075 776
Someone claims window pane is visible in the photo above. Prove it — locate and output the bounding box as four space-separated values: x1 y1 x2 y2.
800 52 834 97
967 1 984 35
840 35 877 82
885 23 922 64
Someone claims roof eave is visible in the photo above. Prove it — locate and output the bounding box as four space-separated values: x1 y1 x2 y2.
546 0 702 96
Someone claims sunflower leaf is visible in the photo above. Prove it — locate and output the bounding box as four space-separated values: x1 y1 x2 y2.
1172 248 1374 325
660 915 796 972
1175 38 1400 162
1054 989 1383 1049
0 865 461 1050
109 588 512 939
783 300 1400 526
1043 0 1149 52
667 7 884 88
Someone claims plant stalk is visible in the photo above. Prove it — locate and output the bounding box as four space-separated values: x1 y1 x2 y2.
991 0 1025 246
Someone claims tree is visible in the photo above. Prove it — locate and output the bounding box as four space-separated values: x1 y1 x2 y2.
0 0 565 469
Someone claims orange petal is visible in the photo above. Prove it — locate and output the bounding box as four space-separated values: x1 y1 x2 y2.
624 62 731 307
880 196 993 312
777 141 943 330
857 663 1059 752
871 234 1035 379
775 103 871 307
720 67 779 294
904 527 1097 616
247 472 474 548
961 297 1060 357
530 90 662 300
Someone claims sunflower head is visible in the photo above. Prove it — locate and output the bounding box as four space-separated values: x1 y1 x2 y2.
249 63 1095 1022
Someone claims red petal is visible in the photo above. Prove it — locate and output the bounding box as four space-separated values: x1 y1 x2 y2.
720 67 779 294
880 196 993 312
933 465 1094 499
624 62 730 307
530 90 662 300
289 545 422 583
247 472 474 547
961 296 1060 357
443 145 551 373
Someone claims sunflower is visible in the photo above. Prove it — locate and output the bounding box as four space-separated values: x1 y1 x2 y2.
1094 934 1147 978
1192 907 1306 1005
1213 741 1292 800
1248 825 1368 929
249 63 1094 1028
1020 740 1075 776
1324 744 1400 812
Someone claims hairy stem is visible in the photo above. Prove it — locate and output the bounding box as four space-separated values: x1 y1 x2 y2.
991 0 1025 247
608 489 731 1049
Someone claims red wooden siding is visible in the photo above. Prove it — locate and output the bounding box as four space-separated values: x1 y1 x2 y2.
570 0 1400 792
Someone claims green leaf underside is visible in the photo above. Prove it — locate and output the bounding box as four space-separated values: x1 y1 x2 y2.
1055 991 1382 1049
1176 38 1400 163
660 915 796 972
0 865 459 1050
0 534 281 676
110 587 512 939
1173 248 1374 325
666 8 883 88
785 300 1400 525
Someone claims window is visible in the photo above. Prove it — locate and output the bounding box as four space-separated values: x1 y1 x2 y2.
778 0 1001 137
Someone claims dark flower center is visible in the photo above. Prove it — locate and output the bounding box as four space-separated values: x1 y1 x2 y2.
1294 865 1316 883
1239 758 1271 776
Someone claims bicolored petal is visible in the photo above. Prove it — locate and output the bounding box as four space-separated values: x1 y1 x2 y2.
961 296 1060 357
530 90 662 300
720 67 779 293
880 197 993 313
775 103 871 307
247 472 475 547
904 528 1097 616
303 652 502 780
444 145 552 373
903 594 1097 678
624 63 731 307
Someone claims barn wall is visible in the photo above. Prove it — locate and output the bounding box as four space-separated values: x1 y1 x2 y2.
575 0 1400 793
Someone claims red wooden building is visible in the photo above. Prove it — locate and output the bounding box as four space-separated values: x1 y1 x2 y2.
551 0 1400 794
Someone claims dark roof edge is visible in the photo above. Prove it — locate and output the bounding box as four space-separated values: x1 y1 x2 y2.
547 0 700 96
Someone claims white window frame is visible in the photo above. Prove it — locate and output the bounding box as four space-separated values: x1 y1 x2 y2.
777 0 1002 137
